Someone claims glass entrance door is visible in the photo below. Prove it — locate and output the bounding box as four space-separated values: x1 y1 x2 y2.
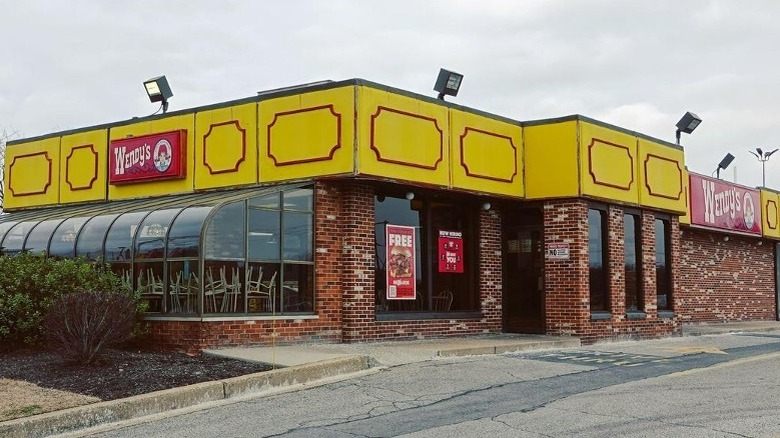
503 209 544 333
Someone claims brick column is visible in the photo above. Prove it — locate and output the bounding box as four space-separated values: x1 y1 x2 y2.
544 199 589 336
608 205 626 318
340 183 376 341
479 207 503 332
641 211 658 316
314 181 344 339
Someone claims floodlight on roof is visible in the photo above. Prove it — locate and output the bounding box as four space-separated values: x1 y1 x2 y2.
433 68 464 100
675 111 702 145
143 75 173 114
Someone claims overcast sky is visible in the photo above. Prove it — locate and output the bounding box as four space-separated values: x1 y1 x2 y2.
2 0 780 189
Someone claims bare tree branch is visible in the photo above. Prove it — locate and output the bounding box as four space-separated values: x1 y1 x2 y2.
1 129 21 213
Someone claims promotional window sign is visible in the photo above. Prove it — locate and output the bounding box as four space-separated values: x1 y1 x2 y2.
689 173 762 235
438 230 464 273
109 130 187 184
386 224 416 300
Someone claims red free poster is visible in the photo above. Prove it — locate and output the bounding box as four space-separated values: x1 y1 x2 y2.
438 230 464 273
386 224 416 300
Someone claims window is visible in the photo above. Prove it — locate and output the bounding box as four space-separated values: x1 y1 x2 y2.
1 221 39 256
204 201 246 314
655 218 672 311
588 208 609 312
76 214 118 260
23 219 64 255
49 217 90 258
624 213 643 312
245 189 315 314
374 192 478 314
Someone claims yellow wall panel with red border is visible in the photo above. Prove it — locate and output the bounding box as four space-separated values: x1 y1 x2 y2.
450 109 523 198
760 189 780 239
356 86 449 187
579 121 640 205
194 103 258 190
60 129 108 204
4 137 61 209
637 138 686 214
258 87 355 183
524 120 580 199
107 114 195 200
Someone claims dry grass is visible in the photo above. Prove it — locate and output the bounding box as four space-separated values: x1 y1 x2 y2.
0 378 99 422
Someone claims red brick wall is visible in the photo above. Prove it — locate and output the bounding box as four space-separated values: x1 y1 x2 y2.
342 183 502 341
544 200 679 343
150 181 502 351
678 228 776 322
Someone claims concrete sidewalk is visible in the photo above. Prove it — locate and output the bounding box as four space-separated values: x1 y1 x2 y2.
682 320 780 336
204 333 582 367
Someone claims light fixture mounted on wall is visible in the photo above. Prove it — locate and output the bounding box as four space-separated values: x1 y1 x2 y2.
675 111 702 145
482 202 492 211
723 235 730 242
405 192 415 200
433 68 464 101
144 75 173 114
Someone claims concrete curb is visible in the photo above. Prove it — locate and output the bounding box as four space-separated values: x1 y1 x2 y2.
0 355 371 438
438 339 581 357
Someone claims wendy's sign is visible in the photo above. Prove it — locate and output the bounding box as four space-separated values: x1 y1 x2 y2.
109 130 187 184
689 173 761 235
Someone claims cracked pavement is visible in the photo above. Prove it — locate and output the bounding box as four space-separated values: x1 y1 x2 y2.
76 333 780 437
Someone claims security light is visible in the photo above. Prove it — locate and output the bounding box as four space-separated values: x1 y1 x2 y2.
715 153 734 179
433 68 464 100
143 75 173 113
675 111 702 145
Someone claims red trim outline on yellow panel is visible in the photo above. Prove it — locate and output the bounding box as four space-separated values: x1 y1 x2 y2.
266 105 342 166
766 199 778 230
8 152 53 196
65 144 99 191
643 154 683 200
370 106 443 169
587 138 634 190
202 120 247 174
459 127 517 182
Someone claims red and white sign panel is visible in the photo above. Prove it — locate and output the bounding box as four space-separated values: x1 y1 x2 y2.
438 230 464 273
689 173 761 235
386 224 416 300
109 130 187 184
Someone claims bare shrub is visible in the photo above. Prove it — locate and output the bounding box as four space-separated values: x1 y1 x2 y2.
44 291 138 364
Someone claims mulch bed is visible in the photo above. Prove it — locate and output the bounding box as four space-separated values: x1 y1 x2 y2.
0 347 273 401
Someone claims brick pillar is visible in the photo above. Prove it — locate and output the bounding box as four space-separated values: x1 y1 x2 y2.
641 211 658 316
479 207 503 332
340 183 376 341
669 216 681 313
544 199 590 336
314 181 344 340
608 206 626 318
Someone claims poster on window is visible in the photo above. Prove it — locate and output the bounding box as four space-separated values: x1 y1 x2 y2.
438 230 464 273
386 224 416 300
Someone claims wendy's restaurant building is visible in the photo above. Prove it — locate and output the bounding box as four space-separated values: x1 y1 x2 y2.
3 79 778 352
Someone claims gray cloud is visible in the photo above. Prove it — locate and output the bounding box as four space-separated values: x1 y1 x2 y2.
2 0 779 188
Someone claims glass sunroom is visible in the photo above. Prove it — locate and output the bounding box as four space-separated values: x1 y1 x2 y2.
0 185 314 317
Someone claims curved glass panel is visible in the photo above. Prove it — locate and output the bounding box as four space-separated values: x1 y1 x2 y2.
204 201 245 259
76 214 118 260
104 212 147 262
49 217 90 258
0 221 19 252
283 188 313 212
283 212 312 261
167 206 212 258
248 209 279 260
135 208 181 260
248 193 279 209
23 219 65 255
1 221 39 255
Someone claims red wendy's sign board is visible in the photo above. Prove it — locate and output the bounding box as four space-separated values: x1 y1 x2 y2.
109 130 187 184
386 224 416 300
438 230 464 273
689 173 761 235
